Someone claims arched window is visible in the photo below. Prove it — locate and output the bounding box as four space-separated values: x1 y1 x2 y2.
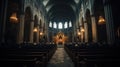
49 21 52 27
58 22 63 29
53 22 57 28
69 21 72 27
64 22 68 28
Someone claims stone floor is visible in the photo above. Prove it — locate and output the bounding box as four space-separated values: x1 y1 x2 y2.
47 45 74 67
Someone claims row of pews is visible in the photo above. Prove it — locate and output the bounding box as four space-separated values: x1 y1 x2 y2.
64 42 120 67
0 43 57 67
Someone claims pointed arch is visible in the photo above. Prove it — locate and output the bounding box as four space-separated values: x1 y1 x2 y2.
24 7 33 42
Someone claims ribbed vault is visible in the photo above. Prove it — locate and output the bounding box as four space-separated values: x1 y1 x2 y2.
42 0 80 22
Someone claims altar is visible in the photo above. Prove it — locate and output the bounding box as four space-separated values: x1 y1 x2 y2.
53 32 68 45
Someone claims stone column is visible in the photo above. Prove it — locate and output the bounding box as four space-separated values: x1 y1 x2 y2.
67 21 69 42
1 0 8 43
67 30 70 43
30 20 34 43
84 22 88 42
80 27 84 43
91 15 97 42
46 23 49 43
51 29 54 43
45 22 49 43
103 0 115 44
47 28 49 43
17 13 24 44
40 27 43 43
73 24 76 42
37 26 39 43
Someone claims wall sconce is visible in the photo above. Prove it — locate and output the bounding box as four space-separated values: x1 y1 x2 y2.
40 32 43 36
81 27 85 32
77 32 81 36
33 27 38 32
10 12 18 23
98 16 105 25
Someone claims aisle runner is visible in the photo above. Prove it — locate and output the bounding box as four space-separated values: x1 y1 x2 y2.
47 48 74 67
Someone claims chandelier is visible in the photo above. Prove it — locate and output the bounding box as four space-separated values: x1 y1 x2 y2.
98 16 105 25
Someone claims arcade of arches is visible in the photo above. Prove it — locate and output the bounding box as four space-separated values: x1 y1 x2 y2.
0 0 119 45
0 0 120 67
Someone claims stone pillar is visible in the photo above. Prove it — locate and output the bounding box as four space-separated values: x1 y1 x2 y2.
91 15 97 42
45 22 49 43
72 24 75 43
17 14 24 44
40 27 43 43
51 29 54 43
67 30 70 43
47 28 49 43
84 22 88 42
30 20 34 43
103 0 115 44
47 29 48 43
80 27 84 43
1 0 8 43
37 26 39 43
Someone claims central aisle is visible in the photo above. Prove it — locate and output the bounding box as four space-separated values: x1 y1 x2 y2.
47 45 74 67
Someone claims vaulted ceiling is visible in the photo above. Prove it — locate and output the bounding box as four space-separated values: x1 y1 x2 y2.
42 0 80 22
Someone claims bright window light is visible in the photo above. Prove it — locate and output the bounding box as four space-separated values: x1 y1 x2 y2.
64 22 68 28
69 21 72 27
58 22 63 29
53 22 57 28
49 21 52 27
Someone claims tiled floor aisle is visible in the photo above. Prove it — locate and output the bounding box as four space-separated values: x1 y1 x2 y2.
47 46 74 67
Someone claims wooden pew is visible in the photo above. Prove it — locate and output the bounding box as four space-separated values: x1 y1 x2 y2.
64 43 120 67
0 43 57 67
